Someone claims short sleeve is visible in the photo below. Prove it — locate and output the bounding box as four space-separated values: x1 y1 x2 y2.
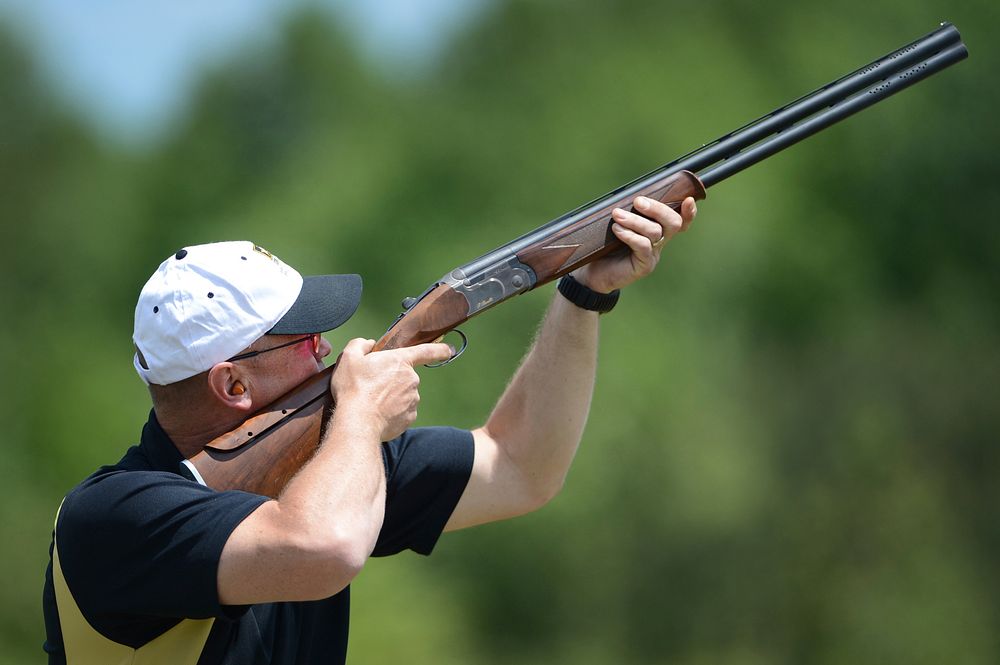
373 426 474 557
56 470 267 627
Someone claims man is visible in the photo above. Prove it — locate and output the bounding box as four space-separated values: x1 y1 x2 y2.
42 195 697 664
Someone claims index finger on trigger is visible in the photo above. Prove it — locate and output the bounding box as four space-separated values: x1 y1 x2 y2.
400 342 454 367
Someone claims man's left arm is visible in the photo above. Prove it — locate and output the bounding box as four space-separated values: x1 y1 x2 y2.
445 195 698 531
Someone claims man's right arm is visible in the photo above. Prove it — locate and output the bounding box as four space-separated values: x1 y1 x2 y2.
216 339 452 605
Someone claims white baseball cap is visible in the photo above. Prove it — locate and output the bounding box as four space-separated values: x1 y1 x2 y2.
133 241 362 385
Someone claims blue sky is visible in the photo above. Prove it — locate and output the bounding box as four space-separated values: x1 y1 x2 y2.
0 0 488 143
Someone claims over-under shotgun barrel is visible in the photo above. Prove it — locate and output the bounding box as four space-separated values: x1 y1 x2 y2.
670 22 963 180
457 22 966 279
699 38 968 186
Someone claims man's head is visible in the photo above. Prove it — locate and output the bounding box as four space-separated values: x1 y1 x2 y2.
133 242 360 415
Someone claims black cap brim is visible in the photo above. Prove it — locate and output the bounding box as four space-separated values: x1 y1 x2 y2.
269 274 362 334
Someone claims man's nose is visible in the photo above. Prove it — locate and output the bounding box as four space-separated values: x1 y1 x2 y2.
317 336 333 359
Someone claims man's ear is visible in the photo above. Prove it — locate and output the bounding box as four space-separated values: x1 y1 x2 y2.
207 362 254 411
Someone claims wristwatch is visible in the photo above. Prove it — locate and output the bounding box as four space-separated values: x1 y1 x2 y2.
557 274 620 314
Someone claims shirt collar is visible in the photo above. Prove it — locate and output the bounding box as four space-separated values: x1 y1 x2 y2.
138 409 186 473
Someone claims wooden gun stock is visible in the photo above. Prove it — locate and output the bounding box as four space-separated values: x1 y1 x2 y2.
186 24 966 496
185 368 333 498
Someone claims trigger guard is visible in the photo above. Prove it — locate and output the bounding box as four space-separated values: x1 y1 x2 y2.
425 329 468 368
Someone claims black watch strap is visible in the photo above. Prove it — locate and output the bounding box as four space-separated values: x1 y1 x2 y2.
557 275 620 314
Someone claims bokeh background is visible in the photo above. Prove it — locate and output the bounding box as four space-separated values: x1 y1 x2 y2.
2 1 997 663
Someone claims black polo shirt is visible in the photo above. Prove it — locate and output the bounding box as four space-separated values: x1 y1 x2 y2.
42 411 474 664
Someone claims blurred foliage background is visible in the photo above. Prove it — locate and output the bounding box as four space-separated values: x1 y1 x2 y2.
2 1 998 663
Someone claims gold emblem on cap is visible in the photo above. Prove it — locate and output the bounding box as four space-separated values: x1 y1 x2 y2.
252 244 277 262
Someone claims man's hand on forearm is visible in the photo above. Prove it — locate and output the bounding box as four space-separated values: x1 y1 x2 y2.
573 195 697 293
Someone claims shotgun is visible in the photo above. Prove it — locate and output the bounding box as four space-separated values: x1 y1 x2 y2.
183 23 968 497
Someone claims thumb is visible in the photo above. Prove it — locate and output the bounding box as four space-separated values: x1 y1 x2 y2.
341 338 376 358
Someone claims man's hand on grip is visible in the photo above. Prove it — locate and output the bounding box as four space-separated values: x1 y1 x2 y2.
330 338 453 441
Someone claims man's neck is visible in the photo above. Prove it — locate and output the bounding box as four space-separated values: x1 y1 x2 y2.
155 407 246 459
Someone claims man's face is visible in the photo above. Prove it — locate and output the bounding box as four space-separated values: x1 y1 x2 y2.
237 333 333 405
